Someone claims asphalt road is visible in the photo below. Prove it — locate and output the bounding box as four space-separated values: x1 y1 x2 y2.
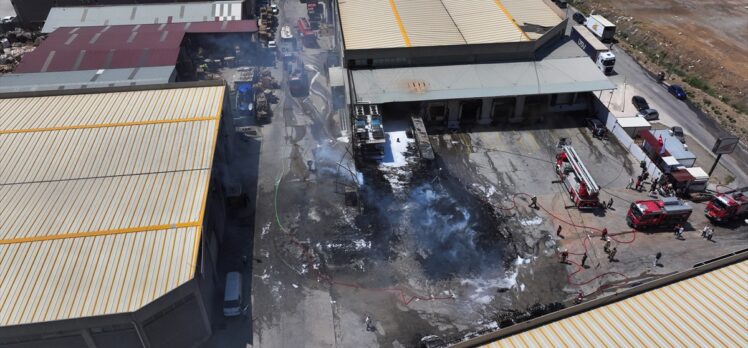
607 45 748 187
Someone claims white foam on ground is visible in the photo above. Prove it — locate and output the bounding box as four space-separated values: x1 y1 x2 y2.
381 130 414 167
308 207 321 222
519 217 543 226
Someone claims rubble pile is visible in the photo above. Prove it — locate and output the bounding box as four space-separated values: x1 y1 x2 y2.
1 27 42 74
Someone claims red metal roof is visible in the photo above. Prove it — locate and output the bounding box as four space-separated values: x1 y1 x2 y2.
16 20 257 73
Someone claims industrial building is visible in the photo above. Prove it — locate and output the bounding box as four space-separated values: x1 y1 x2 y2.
0 81 234 347
41 1 246 33
335 0 615 129
10 0 246 29
0 20 258 92
465 252 748 347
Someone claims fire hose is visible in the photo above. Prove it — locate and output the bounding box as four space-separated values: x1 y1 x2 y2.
273 172 636 305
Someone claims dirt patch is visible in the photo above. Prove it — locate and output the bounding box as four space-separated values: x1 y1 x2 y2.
570 0 748 140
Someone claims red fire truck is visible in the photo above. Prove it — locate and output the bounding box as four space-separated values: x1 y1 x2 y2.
705 188 748 222
555 141 600 209
626 197 692 230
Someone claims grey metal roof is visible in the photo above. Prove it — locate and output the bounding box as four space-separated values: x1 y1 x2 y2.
0 66 176 93
42 1 243 33
350 56 615 104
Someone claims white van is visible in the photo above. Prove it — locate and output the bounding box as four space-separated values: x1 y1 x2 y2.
223 272 243 317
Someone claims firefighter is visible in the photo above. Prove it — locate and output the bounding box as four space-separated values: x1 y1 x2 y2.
581 252 588 267
560 249 569 264
627 177 635 189
650 180 658 193
608 247 617 262
706 228 714 241
607 198 614 209
654 252 662 267
603 240 611 253
529 195 538 209
635 175 643 191
557 225 563 238
601 228 608 240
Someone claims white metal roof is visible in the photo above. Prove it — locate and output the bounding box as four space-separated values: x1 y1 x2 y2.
616 116 651 128
0 67 176 93
351 57 615 103
483 260 748 348
42 1 244 33
0 85 224 327
686 167 709 179
588 14 615 28
338 0 562 50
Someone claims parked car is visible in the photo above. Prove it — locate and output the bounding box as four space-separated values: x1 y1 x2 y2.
671 126 686 143
586 118 606 138
636 109 659 121
270 4 279 15
572 12 586 24
668 84 687 100
631 95 650 112
554 0 568 9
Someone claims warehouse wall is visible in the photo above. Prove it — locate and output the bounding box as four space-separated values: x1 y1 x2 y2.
0 280 212 348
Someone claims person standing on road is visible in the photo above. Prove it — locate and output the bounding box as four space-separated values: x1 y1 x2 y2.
650 180 658 193
701 225 710 238
581 252 588 267
601 228 608 240
706 228 714 241
627 177 635 189
557 225 563 238
529 195 538 209
635 176 642 191
676 225 685 240
607 198 614 209
560 249 569 264
654 252 662 267
608 247 617 262
603 240 611 253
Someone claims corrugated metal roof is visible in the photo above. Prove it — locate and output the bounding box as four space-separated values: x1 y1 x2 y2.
338 0 561 50
339 0 406 50
42 1 244 33
502 0 565 39
17 21 256 74
482 260 748 348
0 85 224 327
0 67 176 93
351 56 615 103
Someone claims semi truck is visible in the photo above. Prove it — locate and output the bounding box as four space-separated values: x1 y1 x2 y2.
626 197 692 230
705 188 748 223
571 26 615 75
585 15 616 42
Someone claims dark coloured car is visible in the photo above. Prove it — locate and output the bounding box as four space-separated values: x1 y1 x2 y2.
668 84 687 99
636 109 660 121
586 118 606 138
671 126 686 143
631 95 650 112
555 0 568 9
572 12 586 24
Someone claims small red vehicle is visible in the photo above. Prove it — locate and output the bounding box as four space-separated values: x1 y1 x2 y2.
627 197 692 230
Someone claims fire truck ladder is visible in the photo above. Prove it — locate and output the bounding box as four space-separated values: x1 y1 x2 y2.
562 145 600 196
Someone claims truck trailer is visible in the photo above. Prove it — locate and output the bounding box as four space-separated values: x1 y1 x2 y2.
585 15 616 42
571 26 615 75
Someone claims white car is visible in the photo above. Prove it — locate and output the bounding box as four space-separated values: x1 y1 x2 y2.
270 4 279 15
267 40 277 49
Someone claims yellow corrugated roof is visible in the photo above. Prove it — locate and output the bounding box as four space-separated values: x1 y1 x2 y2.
338 0 562 50
0 85 224 327
482 260 748 348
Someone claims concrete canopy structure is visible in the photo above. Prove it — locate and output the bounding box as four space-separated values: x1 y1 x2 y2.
350 57 616 104
478 258 748 348
15 21 257 74
42 1 245 33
